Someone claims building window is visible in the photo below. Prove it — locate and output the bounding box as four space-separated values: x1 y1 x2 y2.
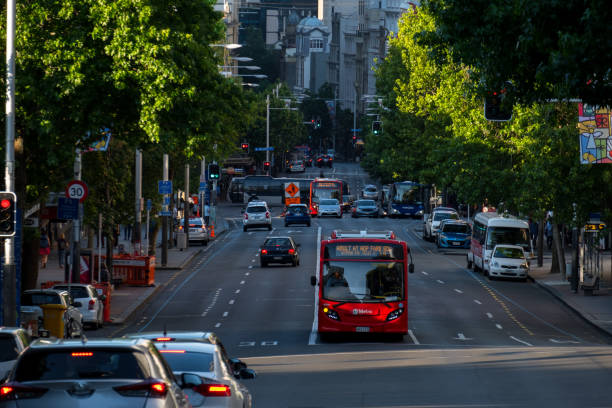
310 38 323 50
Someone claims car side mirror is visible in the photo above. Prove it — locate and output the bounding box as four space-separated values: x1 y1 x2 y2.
409 264 415 273
180 373 202 388
238 368 257 380
310 276 317 286
230 358 247 372
72 301 82 308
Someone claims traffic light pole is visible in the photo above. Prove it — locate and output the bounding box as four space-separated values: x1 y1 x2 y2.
266 94 270 175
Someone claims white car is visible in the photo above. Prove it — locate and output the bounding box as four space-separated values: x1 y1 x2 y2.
243 201 272 231
485 244 530 280
0 327 30 381
423 208 459 241
317 198 342 217
289 160 305 173
53 283 105 329
178 216 209 245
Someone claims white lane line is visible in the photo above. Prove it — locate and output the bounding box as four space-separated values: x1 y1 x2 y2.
245 272 250 276
200 288 222 317
454 289 463 294
215 323 221 328
549 338 580 344
235 289 240 294
510 336 533 347
223 311 229 317
496 324 503 330
474 299 482 305
240 280 245 285
408 329 420 345
251 259 256 262
248 265 253 269
437 280 445 284
486 313 493 319
229 300 235 305
421 271 429 276
309 227 322 346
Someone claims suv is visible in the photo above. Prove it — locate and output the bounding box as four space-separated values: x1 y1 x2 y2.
0 338 198 407
243 201 272 231
361 184 378 200
423 208 459 242
177 217 209 246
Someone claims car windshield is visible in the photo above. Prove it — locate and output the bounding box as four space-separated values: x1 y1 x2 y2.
434 212 458 221
0 334 19 362
21 293 61 306
247 206 266 213
14 349 148 381
158 350 214 374
442 224 471 234
365 187 376 192
320 199 338 206
494 247 525 259
322 261 404 302
487 227 530 251
53 286 90 299
358 200 376 207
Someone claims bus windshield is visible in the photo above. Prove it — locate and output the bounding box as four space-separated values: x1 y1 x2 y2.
392 183 421 204
312 182 342 200
322 261 404 302
486 227 530 251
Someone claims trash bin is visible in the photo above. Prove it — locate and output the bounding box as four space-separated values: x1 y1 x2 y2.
176 232 187 249
40 304 67 338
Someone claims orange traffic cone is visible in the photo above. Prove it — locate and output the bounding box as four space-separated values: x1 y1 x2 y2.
210 225 215 238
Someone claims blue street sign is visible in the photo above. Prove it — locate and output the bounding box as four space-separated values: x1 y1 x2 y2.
254 147 275 152
146 199 152 211
57 197 79 220
198 182 207 192
204 188 211 202
158 211 172 217
350 128 362 132
163 196 170 206
158 180 172 195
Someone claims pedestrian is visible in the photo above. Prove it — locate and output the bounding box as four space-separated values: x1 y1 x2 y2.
545 219 553 249
57 233 68 268
529 218 538 249
39 230 51 268
204 202 210 226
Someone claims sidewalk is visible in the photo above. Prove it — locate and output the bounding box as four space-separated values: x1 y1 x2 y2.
529 249 612 337
36 214 231 325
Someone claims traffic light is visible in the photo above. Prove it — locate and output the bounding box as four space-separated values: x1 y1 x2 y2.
372 121 382 135
263 161 271 171
484 90 513 121
241 142 249 152
208 163 220 180
315 119 321 129
0 191 16 237
310 119 316 128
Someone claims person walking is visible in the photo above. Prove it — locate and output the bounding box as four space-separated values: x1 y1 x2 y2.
545 219 553 249
57 233 68 268
204 202 210 226
39 230 51 268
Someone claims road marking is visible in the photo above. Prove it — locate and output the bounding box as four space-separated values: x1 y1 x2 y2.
240 280 245 284
245 272 250 276
248 265 253 269
239 342 256 347
496 324 503 330
453 333 473 341
215 323 221 328
437 279 445 284
408 329 420 345
549 338 580 344
251 259 256 262
486 313 493 319
474 299 482 305
510 336 533 346
229 300 235 305
454 289 463 294
421 271 429 276
200 288 222 317
309 227 322 346
235 289 240 294
261 341 278 346
223 311 229 317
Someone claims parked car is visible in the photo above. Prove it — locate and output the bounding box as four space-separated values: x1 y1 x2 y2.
423 208 459 242
361 184 378 200
0 327 31 382
242 201 272 231
20 289 83 338
484 244 530 281
289 160 305 173
177 217 209 245
436 219 471 248
284 204 311 227
52 283 105 329
317 198 342 217
351 199 380 218
0 338 198 407
260 236 300 267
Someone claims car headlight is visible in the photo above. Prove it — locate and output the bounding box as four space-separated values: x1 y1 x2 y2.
491 261 499 267
416 210 423 215
392 208 399 214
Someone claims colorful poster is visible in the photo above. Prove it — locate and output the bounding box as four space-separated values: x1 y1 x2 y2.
578 104 612 164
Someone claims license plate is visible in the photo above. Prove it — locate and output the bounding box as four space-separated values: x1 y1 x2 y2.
452 242 461 246
355 326 370 332
274 257 283 260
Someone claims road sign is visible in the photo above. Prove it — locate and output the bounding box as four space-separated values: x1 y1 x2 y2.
198 182 207 192
146 199 152 211
57 197 79 220
351 128 362 132
585 222 606 232
163 196 171 206
284 182 299 198
65 180 88 203
204 189 211 203
158 211 172 217
158 180 172 195
254 147 275 152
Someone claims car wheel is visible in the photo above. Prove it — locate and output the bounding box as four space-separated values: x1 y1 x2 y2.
243 226 248 232
292 258 298 267
260 261 267 267
307 222 311 227
285 223 289 227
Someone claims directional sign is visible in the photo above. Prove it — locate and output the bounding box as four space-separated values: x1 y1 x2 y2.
158 180 172 195
66 180 88 203
57 197 79 220
585 222 606 232
254 147 275 152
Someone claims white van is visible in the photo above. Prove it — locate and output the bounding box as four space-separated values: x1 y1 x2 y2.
467 211 533 273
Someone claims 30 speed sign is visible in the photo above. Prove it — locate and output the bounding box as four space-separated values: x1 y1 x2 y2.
66 180 88 203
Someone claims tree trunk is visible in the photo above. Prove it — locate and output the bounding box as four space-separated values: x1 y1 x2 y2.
551 242 558 274
21 229 40 291
553 222 565 274
537 218 544 267
149 221 160 256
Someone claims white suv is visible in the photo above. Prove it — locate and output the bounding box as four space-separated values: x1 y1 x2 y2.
423 207 459 241
243 201 272 231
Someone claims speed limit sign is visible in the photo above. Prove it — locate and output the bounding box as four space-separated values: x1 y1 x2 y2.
66 180 88 203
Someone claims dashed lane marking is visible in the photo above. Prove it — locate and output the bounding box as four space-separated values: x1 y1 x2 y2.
511 336 533 346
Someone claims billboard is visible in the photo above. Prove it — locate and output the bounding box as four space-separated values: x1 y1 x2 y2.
578 103 612 164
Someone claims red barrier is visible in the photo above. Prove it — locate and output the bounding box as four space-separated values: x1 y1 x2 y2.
94 254 155 286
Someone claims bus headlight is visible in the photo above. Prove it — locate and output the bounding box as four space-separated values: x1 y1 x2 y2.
323 307 340 320
386 308 404 321
391 208 400 214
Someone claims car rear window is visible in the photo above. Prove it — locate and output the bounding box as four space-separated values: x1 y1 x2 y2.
288 206 307 215
0 334 19 362
264 238 291 246
158 350 214 374
247 206 266 213
54 286 89 299
21 293 62 306
434 212 459 221
14 349 149 381
359 200 376 206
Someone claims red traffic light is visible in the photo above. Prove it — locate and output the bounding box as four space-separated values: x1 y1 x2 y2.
0 199 10 209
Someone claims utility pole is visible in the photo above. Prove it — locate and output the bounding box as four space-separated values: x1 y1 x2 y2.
183 164 189 249
2 0 16 326
161 154 168 266
134 149 142 254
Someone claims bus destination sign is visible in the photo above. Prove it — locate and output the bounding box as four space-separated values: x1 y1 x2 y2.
315 182 340 188
326 243 403 260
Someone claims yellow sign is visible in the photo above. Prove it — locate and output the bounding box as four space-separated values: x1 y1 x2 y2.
284 182 299 198
585 223 606 231
285 197 300 205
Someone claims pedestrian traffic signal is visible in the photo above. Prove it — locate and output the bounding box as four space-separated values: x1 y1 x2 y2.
372 121 382 135
241 142 249 152
0 191 16 237
263 161 271 171
208 163 220 180
484 90 513 121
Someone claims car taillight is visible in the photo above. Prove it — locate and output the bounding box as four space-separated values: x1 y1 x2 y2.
261 249 268 255
288 249 295 254
155 337 174 342
266 211 270 219
194 383 231 397
114 380 168 398
244 213 248 220
1 383 48 401
88 299 96 310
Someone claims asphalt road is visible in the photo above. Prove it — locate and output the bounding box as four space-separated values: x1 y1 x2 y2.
107 162 612 407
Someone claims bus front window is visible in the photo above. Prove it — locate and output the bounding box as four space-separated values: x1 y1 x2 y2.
322 262 404 302
486 227 530 251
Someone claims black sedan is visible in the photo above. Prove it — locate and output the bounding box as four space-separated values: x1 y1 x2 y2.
260 236 300 267
351 199 380 218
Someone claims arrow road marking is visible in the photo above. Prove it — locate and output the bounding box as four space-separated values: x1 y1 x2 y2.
453 333 473 341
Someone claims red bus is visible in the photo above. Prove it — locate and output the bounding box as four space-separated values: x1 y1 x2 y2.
309 178 343 216
310 230 415 338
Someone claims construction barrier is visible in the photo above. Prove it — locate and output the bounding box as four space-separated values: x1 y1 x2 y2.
95 254 155 286
93 282 112 323
41 280 65 289
41 304 66 338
